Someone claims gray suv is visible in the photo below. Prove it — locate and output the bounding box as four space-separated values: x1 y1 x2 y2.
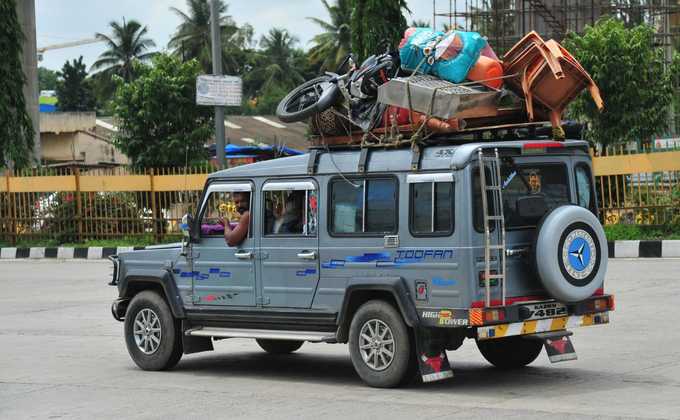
110 139 613 388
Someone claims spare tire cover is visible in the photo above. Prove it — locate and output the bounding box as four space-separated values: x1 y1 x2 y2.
534 205 608 303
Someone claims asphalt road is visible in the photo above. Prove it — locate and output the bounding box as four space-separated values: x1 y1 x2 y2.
0 259 679 420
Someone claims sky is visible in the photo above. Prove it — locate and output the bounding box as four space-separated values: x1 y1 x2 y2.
36 0 435 72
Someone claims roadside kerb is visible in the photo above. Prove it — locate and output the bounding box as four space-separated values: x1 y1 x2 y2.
1 241 679 259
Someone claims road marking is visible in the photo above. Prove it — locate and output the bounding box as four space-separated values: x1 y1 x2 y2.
252 116 286 129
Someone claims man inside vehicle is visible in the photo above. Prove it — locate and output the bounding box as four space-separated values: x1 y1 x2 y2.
218 191 250 246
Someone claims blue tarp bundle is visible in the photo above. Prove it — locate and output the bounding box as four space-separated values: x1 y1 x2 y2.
399 28 487 84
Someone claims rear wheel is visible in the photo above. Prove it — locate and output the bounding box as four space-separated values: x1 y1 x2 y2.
256 339 303 354
124 290 183 370
476 336 543 369
348 300 415 388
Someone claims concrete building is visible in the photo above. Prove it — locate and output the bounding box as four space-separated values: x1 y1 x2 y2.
39 112 128 167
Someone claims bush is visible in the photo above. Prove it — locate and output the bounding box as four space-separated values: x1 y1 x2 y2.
604 223 680 240
39 192 146 244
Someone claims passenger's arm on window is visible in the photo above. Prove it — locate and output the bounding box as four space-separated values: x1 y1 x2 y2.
223 211 250 247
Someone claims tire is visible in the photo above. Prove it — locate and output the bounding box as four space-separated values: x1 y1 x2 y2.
256 339 303 354
124 290 183 371
476 336 543 369
534 205 608 303
276 76 340 123
348 300 414 388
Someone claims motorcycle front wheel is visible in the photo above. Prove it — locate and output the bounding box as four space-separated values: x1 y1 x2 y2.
276 75 341 123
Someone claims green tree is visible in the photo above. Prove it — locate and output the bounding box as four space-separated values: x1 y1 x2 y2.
0 0 34 169
563 18 680 151
56 56 95 112
38 67 58 91
350 0 409 59
91 18 156 82
259 28 305 90
308 0 352 71
111 54 211 168
168 0 253 74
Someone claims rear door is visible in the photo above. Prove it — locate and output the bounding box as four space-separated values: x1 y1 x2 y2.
258 180 320 308
472 157 573 299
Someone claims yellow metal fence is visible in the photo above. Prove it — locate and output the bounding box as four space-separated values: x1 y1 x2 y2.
1 150 679 245
0 166 210 245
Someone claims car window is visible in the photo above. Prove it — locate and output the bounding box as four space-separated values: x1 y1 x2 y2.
263 189 318 236
199 191 248 237
502 164 570 228
575 164 595 211
473 163 570 230
330 178 397 234
410 181 454 235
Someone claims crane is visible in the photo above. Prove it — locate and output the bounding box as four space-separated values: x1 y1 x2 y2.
37 38 104 61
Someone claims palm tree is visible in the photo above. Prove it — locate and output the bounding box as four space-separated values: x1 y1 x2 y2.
91 18 156 81
259 28 305 90
168 0 251 74
308 0 352 71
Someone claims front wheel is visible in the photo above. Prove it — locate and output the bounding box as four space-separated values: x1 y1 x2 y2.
124 290 183 370
476 336 543 369
276 75 340 123
348 300 415 388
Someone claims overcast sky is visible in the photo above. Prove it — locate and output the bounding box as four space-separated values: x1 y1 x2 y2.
36 0 435 72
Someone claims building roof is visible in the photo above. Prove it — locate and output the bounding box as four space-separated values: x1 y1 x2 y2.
95 115 310 152
221 115 309 152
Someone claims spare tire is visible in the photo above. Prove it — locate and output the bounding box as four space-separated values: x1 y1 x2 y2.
534 205 608 303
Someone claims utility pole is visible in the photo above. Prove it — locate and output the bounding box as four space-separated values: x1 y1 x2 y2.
210 0 226 169
16 0 40 165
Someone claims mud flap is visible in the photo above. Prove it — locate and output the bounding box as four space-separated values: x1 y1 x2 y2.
415 330 454 383
532 331 577 363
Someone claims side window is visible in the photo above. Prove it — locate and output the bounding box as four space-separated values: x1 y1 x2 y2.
575 164 595 212
263 186 318 236
199 190 251 237
410 181 454 236
330 178 397 235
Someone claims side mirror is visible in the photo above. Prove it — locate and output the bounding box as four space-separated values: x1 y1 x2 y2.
180 213 194 245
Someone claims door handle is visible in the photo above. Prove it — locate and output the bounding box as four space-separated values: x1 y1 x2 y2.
234 250 253 260
297 250 317 260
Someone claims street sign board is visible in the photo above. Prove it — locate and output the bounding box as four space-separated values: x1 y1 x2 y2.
196 75 242 106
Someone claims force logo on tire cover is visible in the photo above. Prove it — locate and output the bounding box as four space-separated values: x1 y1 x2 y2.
561 229 597 280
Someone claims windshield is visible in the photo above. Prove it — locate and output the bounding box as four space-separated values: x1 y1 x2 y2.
474 162 571 230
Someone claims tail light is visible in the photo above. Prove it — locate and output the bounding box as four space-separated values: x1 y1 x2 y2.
469 307 506 325
483 308 505 323
585 296 614 312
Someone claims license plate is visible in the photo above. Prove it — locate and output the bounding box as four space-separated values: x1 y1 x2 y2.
522 302 567 320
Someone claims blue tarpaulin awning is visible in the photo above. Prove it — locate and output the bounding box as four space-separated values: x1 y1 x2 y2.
208 143 303 159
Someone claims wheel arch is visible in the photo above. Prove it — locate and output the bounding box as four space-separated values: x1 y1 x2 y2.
120 269 186 319
335 277 419 343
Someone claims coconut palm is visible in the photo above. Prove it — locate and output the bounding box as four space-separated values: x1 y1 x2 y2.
308 0 352 71
168 0 252 74
259 28 305 90
91 18 156 81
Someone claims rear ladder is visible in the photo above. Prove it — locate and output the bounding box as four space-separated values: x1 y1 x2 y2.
477 149 507 307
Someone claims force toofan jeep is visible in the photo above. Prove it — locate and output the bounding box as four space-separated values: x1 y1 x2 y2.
110 139 613 388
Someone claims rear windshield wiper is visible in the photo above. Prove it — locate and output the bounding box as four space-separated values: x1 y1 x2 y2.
501 156 532 192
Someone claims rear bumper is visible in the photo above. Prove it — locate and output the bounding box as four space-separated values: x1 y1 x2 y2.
476 311 609 340
417 294 614 335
